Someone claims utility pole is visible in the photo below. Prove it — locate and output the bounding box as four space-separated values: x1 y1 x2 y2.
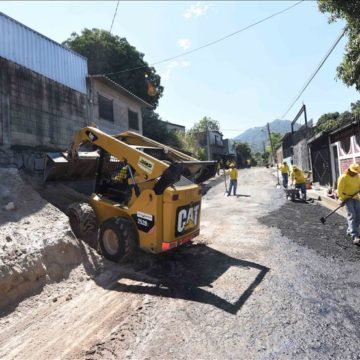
267 122 280 186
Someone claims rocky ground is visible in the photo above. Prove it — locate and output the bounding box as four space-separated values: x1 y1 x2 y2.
0 167 359 359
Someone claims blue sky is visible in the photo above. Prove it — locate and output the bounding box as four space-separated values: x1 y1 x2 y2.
1 1 359 138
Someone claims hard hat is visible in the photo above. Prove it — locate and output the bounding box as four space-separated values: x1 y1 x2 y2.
229 163 235 168
349 163 360 174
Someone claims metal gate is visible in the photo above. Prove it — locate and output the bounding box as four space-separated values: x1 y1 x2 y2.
311 146 331 186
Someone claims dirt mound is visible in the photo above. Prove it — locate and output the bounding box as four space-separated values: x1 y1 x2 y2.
0 167 101 311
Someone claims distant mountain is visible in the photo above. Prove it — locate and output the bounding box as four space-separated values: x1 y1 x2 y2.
234 119 299 153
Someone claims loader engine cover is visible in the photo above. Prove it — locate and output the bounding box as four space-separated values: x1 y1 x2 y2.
175 201 200 236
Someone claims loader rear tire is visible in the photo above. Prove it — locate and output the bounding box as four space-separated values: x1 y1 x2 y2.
66 202 98 249
99 217 137 263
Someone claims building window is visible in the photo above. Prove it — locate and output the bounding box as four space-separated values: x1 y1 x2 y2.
128 109 139 130
98 94 114 122
340 137 351 154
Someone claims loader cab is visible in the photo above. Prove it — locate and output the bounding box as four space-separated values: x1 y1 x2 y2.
94 150 136 206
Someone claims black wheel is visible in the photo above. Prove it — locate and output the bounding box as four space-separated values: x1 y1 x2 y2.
98 217 137 262
66 202 98 248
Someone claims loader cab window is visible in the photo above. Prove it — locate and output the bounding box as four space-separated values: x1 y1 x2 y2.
96 151 133 205
128 110 139 130
98 94 114 122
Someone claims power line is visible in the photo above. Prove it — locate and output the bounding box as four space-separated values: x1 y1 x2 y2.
109 1 119 34
280 28 346 120
103 0 304 76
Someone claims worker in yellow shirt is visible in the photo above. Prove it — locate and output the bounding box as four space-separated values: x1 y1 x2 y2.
291 165 306 200
111 160 132 204
225 163 238 196
278 161 290 188
337 163 360 245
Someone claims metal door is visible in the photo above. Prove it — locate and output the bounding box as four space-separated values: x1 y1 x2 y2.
311 146 331 186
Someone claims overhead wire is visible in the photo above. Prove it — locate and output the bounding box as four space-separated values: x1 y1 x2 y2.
103 0 305 76
280 28 346 120
109 1 119 34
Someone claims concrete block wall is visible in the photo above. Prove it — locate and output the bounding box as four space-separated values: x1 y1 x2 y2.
90 79 143 135
0 57 87 152
340 158 354 173
293 138 311 171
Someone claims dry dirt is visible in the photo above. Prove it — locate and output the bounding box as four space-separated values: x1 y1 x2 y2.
0 167 102 311
0 167 359 360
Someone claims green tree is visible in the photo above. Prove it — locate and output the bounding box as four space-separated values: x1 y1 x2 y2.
235 142 252 168
190 116 220 133
186 116 221 160
338 110 353 125
262 151 270 163
315 112 340 133
351 100 360 116
64 29 163 107
268 132 283 152
175 131 206 159
142 109 182 148
318 1 360 90
253 152 264 166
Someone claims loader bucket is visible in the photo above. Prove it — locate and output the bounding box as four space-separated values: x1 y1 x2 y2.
44 151 99 182
180 161 218 184
154 160 217 194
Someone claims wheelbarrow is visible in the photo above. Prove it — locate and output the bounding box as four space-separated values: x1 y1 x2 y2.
284 187 300 202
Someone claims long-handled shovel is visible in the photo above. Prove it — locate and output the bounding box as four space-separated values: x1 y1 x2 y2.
223 165 228 196
320 203 345 224
320 190 359 224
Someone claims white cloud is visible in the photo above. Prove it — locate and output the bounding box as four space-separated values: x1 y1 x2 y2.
161 60 191 81
184 2 208 19
177 38 191 51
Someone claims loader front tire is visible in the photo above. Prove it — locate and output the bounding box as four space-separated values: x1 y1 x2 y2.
99 217 137 262
66 202 98 249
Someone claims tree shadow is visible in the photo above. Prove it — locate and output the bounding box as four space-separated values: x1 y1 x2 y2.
93 244 269 315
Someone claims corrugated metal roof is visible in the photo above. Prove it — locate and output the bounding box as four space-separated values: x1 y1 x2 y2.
0 12 88 93
89 75 153 109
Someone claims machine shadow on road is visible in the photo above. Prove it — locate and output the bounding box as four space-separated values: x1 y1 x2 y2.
94 244 269 315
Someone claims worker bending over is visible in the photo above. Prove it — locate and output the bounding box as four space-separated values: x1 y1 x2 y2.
278 161 290 188
226 163 238 196
337 163 360 245
291 165 306 200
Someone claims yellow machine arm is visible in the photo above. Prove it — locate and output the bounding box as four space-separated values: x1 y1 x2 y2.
116 131 197 162
45 126 217 194
68 126 169 181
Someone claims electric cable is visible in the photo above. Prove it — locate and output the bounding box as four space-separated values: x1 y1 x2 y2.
280 28 346 120
109 1 120 34
103 0 304 76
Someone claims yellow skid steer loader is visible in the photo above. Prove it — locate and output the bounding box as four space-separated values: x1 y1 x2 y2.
44 126 217 262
